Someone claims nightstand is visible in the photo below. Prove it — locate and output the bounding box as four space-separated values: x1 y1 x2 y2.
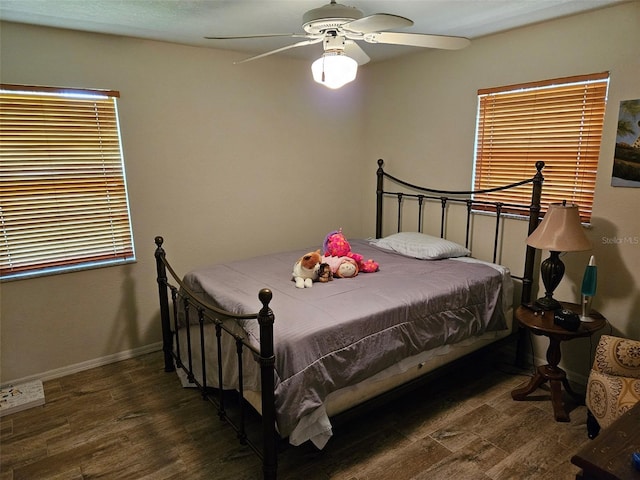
511 301 606 422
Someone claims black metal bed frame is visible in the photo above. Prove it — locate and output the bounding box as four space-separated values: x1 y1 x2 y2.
155 159 544 480
376 158 544 305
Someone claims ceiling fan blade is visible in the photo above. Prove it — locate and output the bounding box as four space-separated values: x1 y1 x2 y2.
234 38 323 64
364 32 470 50
344 41 370 66
342 13 413 34
205 33 310 40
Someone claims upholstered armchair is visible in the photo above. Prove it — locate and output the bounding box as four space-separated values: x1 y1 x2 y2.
585 335 640 438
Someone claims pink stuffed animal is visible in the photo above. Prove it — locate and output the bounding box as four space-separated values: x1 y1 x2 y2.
321 255 359 278
323 229 379 273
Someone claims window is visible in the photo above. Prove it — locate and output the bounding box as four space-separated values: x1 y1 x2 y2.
0 84 135 281
472 72 609 223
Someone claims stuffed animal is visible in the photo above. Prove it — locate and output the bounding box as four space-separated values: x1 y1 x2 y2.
323 229 379 273
317 262 333 282
323 229 351 257
292 250 322 288
321 254 359 278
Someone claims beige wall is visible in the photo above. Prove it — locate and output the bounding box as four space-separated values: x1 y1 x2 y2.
0 23 366 382
363 2 640 380
1 2 639 384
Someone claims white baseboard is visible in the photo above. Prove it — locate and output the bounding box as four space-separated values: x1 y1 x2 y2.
2 342 163 388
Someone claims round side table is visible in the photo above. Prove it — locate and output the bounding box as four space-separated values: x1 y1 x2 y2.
511 301 606 422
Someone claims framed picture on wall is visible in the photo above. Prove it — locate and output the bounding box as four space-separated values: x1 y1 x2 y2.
612 99 640 187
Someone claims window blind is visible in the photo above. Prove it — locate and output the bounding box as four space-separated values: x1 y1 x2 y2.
473 72 609 223
0 84 135 280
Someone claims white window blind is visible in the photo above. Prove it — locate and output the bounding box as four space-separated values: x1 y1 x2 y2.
473 72 609 223
0 84 135 280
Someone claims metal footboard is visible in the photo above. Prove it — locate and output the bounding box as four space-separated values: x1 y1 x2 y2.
154 236 278 479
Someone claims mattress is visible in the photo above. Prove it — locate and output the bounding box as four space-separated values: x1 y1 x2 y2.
175 239 514 448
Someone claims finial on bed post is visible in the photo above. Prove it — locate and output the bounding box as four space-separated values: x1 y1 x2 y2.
155 236 175 373
376 159 385 239
257 288 277 480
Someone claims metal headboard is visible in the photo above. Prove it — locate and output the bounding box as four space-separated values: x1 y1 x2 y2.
375 159 544 305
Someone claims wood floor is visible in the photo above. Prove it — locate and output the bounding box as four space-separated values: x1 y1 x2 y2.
0 348 590 479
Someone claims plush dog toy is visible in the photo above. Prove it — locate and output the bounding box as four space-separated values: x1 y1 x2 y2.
292 250 322 288
323 229 379 273
317 262 333 282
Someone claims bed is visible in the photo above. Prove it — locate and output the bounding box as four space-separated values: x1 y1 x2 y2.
154 159 545 480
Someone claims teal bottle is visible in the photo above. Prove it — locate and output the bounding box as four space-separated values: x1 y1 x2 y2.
581 255 597 297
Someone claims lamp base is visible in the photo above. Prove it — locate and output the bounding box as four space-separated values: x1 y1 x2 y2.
535 296 561 311
536 251 564 311
580 294 595 322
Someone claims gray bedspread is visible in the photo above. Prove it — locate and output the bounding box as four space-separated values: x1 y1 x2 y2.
182 239 508 438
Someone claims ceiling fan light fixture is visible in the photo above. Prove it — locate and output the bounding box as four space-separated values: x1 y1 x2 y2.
311 51 358 89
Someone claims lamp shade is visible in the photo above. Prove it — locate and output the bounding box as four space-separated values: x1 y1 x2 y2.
527 202 590 252
311 52 357 89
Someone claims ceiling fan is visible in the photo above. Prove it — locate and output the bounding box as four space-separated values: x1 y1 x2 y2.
205 0 471 89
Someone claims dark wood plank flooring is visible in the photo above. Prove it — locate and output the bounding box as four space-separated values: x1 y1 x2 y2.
0 349 590 479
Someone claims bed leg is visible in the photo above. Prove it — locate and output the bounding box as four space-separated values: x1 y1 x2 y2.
155 236 175 373
515 325 529 368
258 288 277 480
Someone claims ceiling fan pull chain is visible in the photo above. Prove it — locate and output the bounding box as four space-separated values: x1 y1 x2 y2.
322 56 326 82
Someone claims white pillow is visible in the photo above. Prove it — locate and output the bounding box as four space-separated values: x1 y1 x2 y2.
370 232 470 260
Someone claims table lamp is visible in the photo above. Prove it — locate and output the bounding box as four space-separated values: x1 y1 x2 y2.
526 202 591 310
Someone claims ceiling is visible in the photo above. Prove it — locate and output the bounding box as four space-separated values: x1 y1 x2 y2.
0 0 627 63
